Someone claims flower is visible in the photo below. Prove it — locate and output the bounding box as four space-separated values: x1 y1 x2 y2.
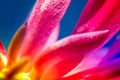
0 0 120 80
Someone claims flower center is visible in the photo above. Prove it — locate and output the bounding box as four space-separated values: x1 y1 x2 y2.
0 56 32 80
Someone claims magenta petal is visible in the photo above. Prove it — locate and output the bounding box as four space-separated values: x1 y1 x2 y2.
34 30 109 79
19 0 71 59
73 0 120 46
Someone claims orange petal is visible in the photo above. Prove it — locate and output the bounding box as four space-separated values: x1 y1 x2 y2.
7 23 27 66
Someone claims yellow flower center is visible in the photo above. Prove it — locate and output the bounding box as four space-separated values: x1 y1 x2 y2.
0 55 32 80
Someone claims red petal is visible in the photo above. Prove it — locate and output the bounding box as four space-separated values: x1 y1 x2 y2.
34 30 109 79
19 0 71 60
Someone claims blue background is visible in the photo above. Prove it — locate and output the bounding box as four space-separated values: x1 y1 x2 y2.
0 0 119 50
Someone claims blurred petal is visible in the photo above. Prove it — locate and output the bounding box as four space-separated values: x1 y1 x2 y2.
19 0 71 60
101 38 120 62
73 0 120 46
34 30 109 79
7 23 27 65
59 58 120 80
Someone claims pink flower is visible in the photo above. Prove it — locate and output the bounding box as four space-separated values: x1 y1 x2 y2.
0 0 120 80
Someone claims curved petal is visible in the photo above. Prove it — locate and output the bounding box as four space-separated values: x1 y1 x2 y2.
59 58 120 80
73 0 120 45
19 0 71 60
7 23 27 65
34 30 109 79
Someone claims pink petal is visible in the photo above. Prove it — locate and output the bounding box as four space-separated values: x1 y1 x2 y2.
19 0 71 60
34 30 109 79
73 0 120 47
101 38 120 62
